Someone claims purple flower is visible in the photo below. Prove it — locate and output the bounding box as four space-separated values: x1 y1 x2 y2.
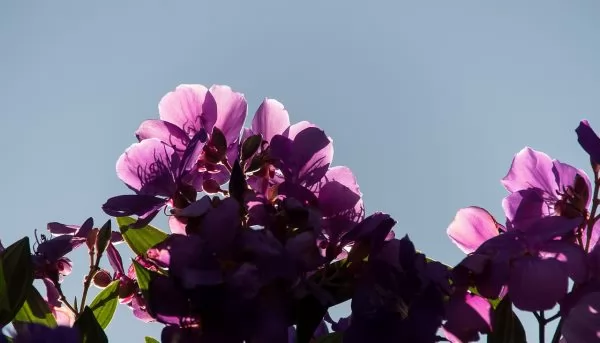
457 216 586 311
5 324 79 343
136 84 247 191
33 217 99 282
344 236 448 343
447 207 502 254
501 147 591 230
442 291 492 342
576 120 600 166
102 137 201 230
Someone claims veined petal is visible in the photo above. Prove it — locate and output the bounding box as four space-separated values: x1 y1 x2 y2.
501 147 557 194
509 256 568 311
135 119 190 152
447 207 500 254
116 138 179 196
538 240 587 284
210 85 247 145
316 166 363 218
251 98 290 143
158 84 217 137
502 189 548 229
292 127 333 184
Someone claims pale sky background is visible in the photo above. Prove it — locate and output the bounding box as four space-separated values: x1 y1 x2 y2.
2 1 600 342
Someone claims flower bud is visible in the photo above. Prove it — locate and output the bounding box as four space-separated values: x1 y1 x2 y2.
202 178 221 194
92 269 112 288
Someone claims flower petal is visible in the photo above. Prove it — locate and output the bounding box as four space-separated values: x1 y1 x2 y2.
562 291 600 343
135 119 190 152
447 207 500 254
116 138 179 196
210 85 247 145
292 127 333 185
158 84 217 137
102 194 166 218
251 98 290 143
539 240 587 284
576 120 600 165
502 189 548 229
509 256 568 311
501 147 557 194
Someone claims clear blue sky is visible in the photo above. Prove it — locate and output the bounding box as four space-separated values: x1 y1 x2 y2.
1 1 600 341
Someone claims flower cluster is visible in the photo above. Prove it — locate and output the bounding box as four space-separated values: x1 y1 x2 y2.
2 83 600 343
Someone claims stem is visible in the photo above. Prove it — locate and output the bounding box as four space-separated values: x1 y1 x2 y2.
585 168 600 252
544 312 561 324
55 283 78 315
79 249 100 313
550 318 564 343
537 311 545 343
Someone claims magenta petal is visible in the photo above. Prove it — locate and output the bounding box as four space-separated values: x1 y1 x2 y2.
587 220 600 252
284 121 315 140
443 292 492 342
178 196 212 217
135 119 190 152
509 256 568 311
251 98 291 143
167 216 187 235
501 147 557 194
576 120 600 165
210 85 247 145
552 160 591 206
102 194 166 217
158 84 217 137
562 291 600 343
116 139 179 196
447 207 500 254
46 223 78 235
107 243 125 274
292 127 333 184
502 189 548 229
539 240 588 284
201 197 241 253
522 216 582 242
317 166 363 217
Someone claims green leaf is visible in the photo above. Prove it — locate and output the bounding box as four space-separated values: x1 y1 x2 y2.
74 306 108 343
145 337 160 343
133 260 152 295
0 237 34 326
116 216 168 256
12 285 57 328
89 280 119 329
487 296 526 343
314 332 343 343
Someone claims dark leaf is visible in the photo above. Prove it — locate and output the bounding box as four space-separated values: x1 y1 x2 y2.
314 332 343 343
229 159 248 203
487 296 526 343
211 127 228 154
245 155 264 174
89 280 119 329
12 285 57 328
95 220 112 257
116 217 168 256
74 306 108 343
0 237 34 326
241 134 262 161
